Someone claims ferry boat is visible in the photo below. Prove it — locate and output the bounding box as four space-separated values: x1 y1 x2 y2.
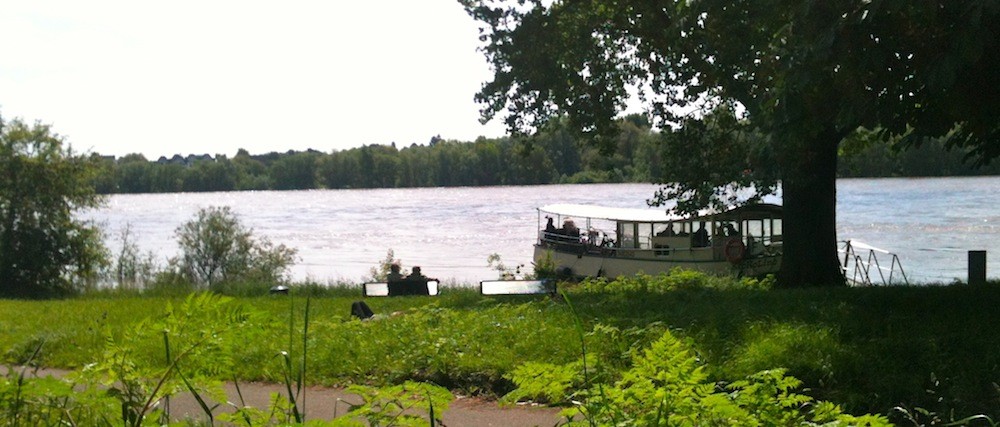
535 203 783 278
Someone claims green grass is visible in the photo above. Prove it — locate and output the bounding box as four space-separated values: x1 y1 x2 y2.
3 279 1000 420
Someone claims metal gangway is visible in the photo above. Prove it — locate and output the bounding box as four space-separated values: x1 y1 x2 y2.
839 240 909 286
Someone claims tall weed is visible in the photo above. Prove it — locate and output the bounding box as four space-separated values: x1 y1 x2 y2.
504 328 892 426
77 293 249 425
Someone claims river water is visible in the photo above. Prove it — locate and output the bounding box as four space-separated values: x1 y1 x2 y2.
80 177 1000 284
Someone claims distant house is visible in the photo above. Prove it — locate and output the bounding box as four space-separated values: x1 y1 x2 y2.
185 154 213 165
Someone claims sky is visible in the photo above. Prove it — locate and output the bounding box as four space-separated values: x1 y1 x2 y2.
0 1 509 159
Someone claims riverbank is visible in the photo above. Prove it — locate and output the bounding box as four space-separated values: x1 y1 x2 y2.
3 275 1000 422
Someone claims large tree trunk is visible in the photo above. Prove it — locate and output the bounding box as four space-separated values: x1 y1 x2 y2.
776 128 845 288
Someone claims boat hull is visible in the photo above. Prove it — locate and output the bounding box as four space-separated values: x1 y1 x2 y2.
534 245 781 278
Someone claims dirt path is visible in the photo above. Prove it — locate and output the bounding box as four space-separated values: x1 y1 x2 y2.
168 381 565 426
15 367 565 426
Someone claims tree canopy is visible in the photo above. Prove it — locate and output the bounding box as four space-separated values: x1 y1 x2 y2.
462 0 999 287
0 116 106 297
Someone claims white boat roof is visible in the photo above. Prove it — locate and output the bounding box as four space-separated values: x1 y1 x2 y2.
539 204 686 222
539 203 782 222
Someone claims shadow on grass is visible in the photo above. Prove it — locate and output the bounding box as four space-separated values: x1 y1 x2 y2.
566 284 1000 418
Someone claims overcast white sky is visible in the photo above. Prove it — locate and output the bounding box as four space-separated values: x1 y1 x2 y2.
0 1 509 158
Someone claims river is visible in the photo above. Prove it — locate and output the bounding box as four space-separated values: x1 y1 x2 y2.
80 177 1000 284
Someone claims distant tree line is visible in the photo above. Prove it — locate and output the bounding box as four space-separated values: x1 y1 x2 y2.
837 130 1000 177
87 117 999 194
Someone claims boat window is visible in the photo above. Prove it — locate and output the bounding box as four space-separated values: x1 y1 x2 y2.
746 220 764 241
772 218 782 240
619 222 637 248
637 223 653 249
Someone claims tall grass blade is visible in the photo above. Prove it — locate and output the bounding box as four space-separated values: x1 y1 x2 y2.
299 295 311 421
178 367 215 425
428 386 436 427
281 351 302 423
162 331 171 421
232 378 253 426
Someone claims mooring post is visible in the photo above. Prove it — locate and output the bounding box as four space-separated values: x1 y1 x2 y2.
969 250 987 286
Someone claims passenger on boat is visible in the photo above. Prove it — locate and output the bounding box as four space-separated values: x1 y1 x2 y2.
563 219 580 237
656 224 676 237
545 216 556 233
725 224 739 237
693 222 709 247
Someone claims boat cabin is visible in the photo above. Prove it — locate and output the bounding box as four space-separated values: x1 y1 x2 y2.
537 203 783 264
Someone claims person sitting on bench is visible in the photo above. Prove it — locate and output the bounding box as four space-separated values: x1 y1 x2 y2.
387 266 435 296
407 266 426 281
387 263 403 281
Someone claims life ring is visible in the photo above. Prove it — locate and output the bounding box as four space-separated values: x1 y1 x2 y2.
724 238 746 264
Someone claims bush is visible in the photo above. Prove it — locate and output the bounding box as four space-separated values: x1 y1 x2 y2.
105 224 160 290
575 269 774 293
512 329 892 426
172 206 297 291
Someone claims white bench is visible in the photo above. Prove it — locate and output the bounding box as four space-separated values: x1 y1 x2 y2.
479 279 555 296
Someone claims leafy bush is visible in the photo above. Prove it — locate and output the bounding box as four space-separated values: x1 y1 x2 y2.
172 206 298 290
576 269 774 293
105 224 160 290
487 253 526 280
501 361 583 405
533 250 557 279
541 329 891 426
343 381 453 426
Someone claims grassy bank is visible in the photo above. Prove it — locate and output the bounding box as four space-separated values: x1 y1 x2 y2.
2 277 1000 421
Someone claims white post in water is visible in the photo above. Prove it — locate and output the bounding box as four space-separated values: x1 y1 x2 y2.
969 250 987 286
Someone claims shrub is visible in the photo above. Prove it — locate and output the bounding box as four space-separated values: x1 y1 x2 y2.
105 224 160 290
501 361 583 405
576 269 774 293
172 206 297 290
552 329 891 426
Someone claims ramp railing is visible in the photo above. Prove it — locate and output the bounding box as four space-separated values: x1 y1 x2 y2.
839 240 909 286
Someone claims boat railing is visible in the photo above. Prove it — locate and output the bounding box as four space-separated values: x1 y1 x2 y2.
839 240 909 286
538 231 780 260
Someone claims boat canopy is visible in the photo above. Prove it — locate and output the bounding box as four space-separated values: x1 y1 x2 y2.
539 204 684 223
538 203 782 223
